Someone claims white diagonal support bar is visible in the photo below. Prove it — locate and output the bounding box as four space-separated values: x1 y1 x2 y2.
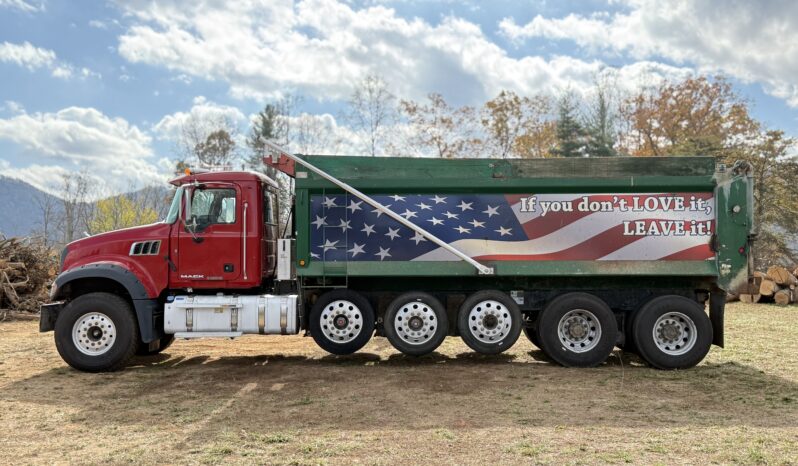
262 140 494 275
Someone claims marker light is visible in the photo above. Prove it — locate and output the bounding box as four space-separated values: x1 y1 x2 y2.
184 168 191 176
299 259 306 266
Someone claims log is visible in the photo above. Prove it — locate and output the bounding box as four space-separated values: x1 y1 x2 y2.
725 293 739 303
759 278 781 297
774 289 793 306
739 294 762 304
754 271 768 278
766 266 798 286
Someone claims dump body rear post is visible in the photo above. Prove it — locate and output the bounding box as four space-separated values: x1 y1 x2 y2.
41 143 755 371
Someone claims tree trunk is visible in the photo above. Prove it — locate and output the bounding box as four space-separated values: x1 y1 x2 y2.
739 294 762 304
766 266 798 286
774 289 793 306
759 278 780 297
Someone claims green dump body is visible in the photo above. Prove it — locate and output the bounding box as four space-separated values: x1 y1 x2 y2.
293 155 754 294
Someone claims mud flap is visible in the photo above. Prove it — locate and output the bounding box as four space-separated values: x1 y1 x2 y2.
39 302 63 332
709 290 725 347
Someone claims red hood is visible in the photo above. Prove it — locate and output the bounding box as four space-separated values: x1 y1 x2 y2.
63 222 172 272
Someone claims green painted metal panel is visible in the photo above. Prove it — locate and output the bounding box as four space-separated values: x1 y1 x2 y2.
291 155 752 291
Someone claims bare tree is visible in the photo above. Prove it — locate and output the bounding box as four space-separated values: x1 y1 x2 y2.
176 112 240 169
34 193 59 247
343 74 396 156
59 171 92 243
399 93 481 158
290 113 342 155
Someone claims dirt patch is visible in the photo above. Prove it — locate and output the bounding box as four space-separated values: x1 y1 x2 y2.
1 302 797 464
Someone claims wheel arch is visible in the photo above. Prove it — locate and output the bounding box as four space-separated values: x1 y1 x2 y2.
53 264 163 343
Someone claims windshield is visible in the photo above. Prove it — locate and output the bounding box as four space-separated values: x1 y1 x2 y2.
164 186 184 224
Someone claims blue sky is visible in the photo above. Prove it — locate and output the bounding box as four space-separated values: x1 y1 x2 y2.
1 0 797 196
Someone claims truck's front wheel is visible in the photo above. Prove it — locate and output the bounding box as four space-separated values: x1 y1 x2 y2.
54 292 139 372
309 289 375 355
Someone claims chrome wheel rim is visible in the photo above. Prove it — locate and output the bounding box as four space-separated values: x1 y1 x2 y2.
652 312 697 356
320 300 363 344
394 301 438 345
468 300 512 344
72 312 116 356
557 309 601 353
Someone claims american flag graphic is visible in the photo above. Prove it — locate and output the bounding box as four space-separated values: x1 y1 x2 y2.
309 193 715 262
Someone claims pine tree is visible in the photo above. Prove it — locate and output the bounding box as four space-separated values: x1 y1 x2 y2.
584 85 617 157
552 94 585 158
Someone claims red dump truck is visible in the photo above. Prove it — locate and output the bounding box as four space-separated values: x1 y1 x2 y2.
40 144 756 372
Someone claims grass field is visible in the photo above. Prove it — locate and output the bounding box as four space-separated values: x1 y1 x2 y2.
1 302 796 465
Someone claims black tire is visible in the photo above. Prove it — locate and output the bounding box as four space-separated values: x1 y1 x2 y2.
457 290 522 354
136 334 176 355
54 292 140 372
536 292 617 367
309 289 375 355
383 291 448 356
618 311 638 354
632 295 712 370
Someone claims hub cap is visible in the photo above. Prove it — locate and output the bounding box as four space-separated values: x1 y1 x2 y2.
394 301 437 345
557 309 601 353
321 300 363 344
468 300 512 344
72 312 116 356
652 312 697 356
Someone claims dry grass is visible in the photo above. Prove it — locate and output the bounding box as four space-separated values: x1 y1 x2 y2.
1 302 796 465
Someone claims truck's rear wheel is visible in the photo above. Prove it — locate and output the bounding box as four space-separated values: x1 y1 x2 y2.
54 292 139 372
309 289 375 355
383 292 448 356
536 293 617 367
457 290 522 354
632 295 712 370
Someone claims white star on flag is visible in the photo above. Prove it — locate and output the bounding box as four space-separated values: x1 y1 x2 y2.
444 211 459 219
320 239 338 252
427 217 444 226
410 232 427 245
347 243 366 257
469 219 485 228
385 227 401 240
372 204 392 217
311 215 326 229
361 223 376 236
454 225 471 234
322 196 338 208
336 219 351 232
390 195 406 202
401 209 418 219
416 202 432 210
457 200 473 211
483 205 500 217
347 200 363 213
432 195 447 204
495 226 512 236
310 252 320 259
375 247 391 261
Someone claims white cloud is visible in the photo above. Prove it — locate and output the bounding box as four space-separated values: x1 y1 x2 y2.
153 96 247 143
0 41 100 80
0 0 44 13
499 0 798 107
0 41 55 70
114 0 684 105
0 107 169 196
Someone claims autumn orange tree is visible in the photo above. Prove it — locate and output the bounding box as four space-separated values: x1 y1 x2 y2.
399 93 481 158
480 91 556 158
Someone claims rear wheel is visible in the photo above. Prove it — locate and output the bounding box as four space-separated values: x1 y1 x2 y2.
309 289 375 355
536 293 617 367
54 292 139 372
383 292 448 356
457 290 522 354
632 295 712 370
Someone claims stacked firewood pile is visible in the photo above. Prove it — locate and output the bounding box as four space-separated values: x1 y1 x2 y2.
0 237 58 320
735 266 798 305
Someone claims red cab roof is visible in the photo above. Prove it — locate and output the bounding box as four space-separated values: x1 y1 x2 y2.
169 170 278 188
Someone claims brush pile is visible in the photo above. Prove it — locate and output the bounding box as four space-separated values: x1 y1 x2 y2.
0 237 58 320
735 266 798 305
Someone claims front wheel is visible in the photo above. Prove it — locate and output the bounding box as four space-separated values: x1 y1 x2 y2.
632 295 712 370
54 292 140 372
309 289 375 355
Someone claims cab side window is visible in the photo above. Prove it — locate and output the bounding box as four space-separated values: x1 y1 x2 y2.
263 189 277 226
190 188 237 230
